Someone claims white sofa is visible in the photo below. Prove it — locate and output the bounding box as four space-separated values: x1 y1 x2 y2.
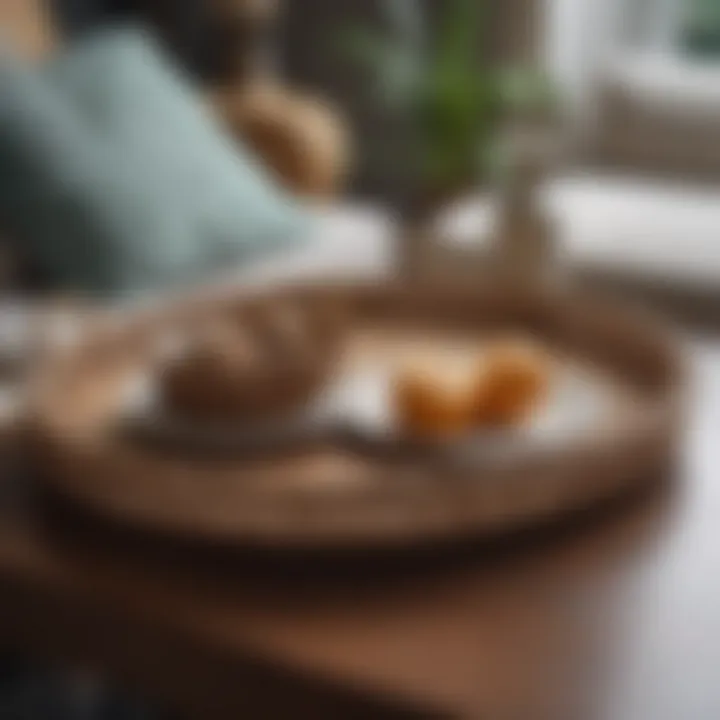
235 173 720 296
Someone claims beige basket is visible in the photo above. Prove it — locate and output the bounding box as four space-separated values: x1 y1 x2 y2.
26 279 683 551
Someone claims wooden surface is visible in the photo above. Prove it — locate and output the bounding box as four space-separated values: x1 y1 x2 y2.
0 338 717 719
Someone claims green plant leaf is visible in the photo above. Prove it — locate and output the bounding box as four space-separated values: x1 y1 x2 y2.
341 25 421 111
337 0 528 195
436 0 486 76
497 66 557 117
410 0 498 190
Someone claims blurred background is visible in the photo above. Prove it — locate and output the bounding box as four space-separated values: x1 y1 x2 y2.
0 1 719 718
44 0 720 187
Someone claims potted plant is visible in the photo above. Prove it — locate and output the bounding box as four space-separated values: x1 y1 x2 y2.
344 0 556 276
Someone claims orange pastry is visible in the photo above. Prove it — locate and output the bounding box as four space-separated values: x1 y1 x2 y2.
472 342 551 427
394 362 475 439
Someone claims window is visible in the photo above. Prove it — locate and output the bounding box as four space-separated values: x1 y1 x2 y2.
626 0 720 58
683 0 720 57
547 0 720 175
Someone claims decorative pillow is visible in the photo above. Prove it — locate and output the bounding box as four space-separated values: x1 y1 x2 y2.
0 28 306 297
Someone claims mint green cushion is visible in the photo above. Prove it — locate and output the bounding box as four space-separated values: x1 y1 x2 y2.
0 28 305 296
0 48 182 293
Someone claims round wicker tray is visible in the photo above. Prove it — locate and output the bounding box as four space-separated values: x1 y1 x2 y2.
27 280 683 551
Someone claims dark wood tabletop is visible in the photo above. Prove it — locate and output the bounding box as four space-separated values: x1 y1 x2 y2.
0 338 717 720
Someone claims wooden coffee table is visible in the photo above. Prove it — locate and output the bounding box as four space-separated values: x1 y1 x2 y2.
0 337 716 720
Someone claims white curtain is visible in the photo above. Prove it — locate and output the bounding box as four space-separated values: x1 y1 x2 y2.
544 0 629 112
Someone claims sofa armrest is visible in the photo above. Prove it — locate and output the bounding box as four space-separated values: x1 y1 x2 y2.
591 54 720 177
